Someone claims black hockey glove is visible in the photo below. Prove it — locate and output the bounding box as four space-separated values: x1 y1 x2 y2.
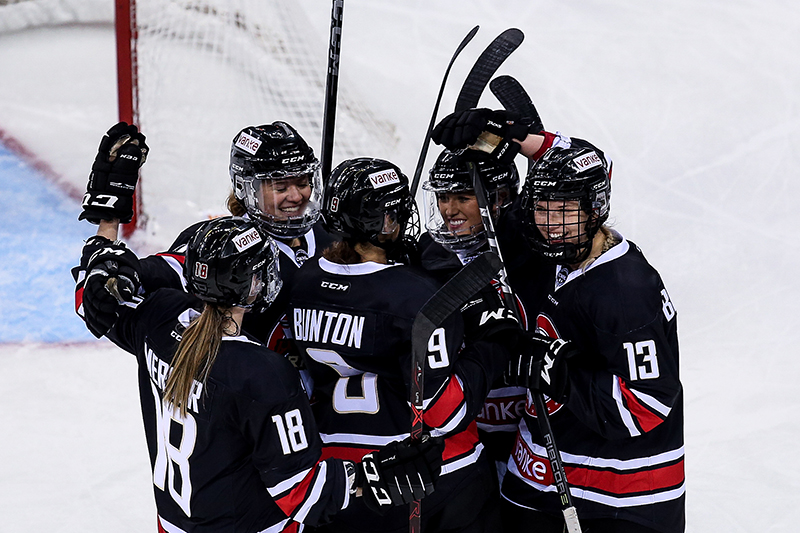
79 122 148 224
81 238 142 338
431 108 529 164
459 282 519 346
505 333 578 404
358 435 445 515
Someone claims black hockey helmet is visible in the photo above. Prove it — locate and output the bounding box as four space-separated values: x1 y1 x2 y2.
185 216 282 308
229 122 322 239
422 149 519 255
323 157 420 246
520 145 611 264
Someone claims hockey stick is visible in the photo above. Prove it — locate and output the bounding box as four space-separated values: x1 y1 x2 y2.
409 250 502 533
468 164 582 533
489 75 543 133
454 28 524 112
409 25 480 198
489 74 543 174
320 0 345 183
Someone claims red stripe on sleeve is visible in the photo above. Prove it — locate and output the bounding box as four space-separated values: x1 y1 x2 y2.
156 252 185 264
442 422 480 462
75 286 84 313
532 131 557 160
617 377 665 432
423 377 466 429
274 465 318 519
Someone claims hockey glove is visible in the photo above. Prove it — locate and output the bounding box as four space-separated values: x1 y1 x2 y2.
505 333 578 404
79 122 149 224
431 108 529 164
81 238 142 337
359 435 445 515
459 282 519 346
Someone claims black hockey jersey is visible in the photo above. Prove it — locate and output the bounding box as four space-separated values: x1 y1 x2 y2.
501 235 685 533
288 257 502 532
106 289 349 532
419 232 529 466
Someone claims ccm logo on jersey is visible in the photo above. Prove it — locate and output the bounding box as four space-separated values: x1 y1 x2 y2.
368 169 401 189
232 228 263 252
320 280 350 293
235 132 262 155
573 151 602 172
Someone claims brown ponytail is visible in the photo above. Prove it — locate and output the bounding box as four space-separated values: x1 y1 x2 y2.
226 191 247 217
163 303 232 417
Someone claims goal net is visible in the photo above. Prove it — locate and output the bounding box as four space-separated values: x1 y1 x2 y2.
0 0 400 244
119 0 399 241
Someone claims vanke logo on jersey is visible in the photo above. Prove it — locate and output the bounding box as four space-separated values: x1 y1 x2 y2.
293 308 365 349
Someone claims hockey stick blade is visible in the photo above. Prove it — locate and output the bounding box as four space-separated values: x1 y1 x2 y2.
489 75 543 133
409 250 502 437
455 28 524 112
410 25 479 197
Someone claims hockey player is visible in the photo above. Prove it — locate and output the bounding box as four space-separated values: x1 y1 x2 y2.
73 127 446 531
433 109 684 532
419 149 529 484
420 149 520 276
502 147 685 533
289 157 516 533
78 122 332 366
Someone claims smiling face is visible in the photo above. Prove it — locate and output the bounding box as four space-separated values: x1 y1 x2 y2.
436 191 483 236
256 175 312 220
533 199 591 247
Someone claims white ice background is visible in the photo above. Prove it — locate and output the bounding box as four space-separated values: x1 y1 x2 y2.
1 0 798 531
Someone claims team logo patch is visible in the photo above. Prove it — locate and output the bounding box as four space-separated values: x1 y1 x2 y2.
231 227 263 252
572 151 602 173
368 168 401 189
194 262 208 279
235 132 262 155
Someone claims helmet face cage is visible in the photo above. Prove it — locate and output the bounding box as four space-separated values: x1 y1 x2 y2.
324 158 419 245
422 150 519 255
521 147 610 264
186 217 284 308
229 122 322 239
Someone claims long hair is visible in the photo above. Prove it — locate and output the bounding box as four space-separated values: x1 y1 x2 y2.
163 303 232 417
227 191 247 217
322 240 361 265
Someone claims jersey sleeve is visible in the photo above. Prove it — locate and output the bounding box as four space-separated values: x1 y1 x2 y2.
404 310 501 438
138 221 210 294
238 363 350 526
564 275 680 440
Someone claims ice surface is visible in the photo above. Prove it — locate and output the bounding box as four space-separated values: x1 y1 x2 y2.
1 1 798 530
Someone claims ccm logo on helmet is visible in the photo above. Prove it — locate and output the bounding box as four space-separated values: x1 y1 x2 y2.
368 169 401 189
573 152 602 172
232 227 263 252
235 132 262 155
281 155 304 164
